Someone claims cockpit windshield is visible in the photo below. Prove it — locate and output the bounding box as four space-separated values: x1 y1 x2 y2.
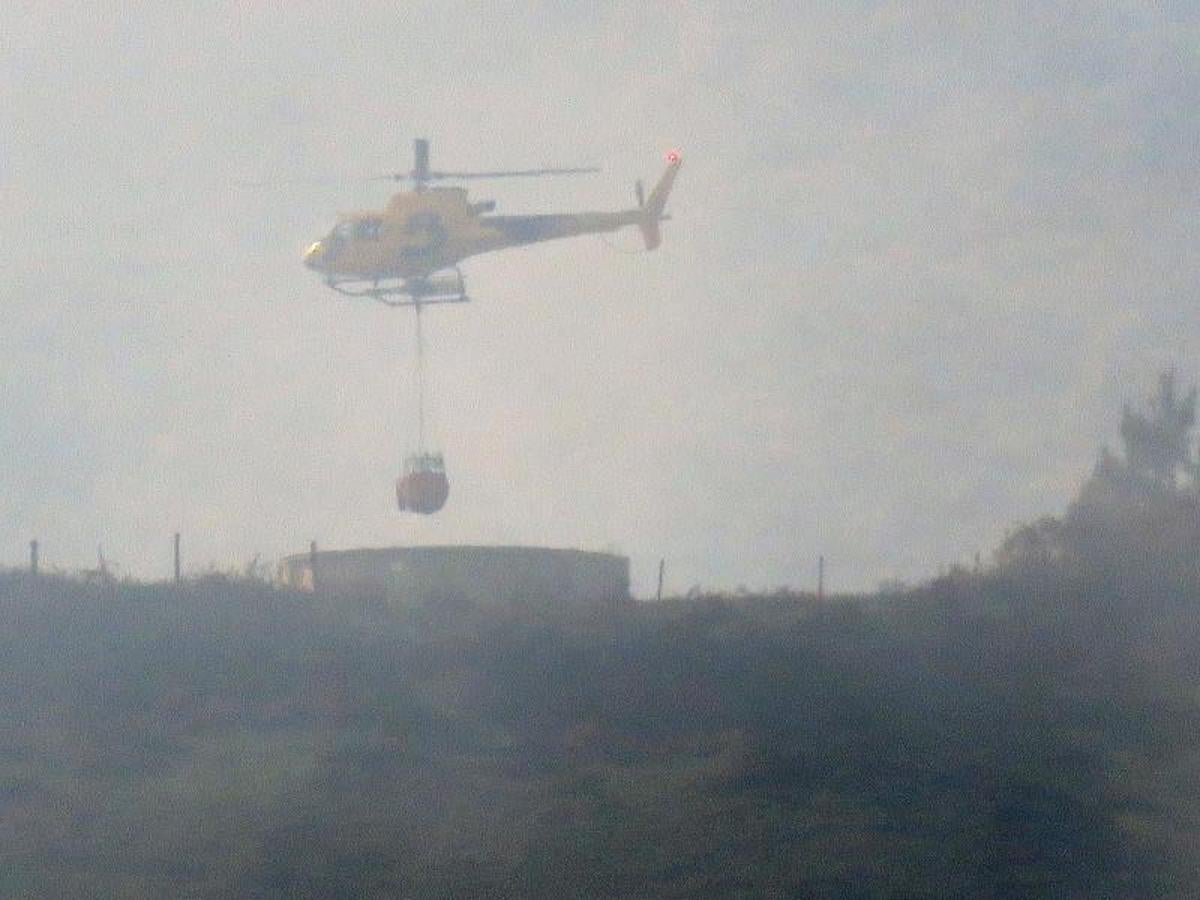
330 218 382 243
355 218 382 239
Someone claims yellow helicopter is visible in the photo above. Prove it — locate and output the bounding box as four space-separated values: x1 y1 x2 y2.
302 138 681 304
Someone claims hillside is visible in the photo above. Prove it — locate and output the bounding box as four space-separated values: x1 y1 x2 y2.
2 546 1199 898
6 376 1200 898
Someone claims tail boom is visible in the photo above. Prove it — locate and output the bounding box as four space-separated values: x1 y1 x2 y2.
473 150 682 256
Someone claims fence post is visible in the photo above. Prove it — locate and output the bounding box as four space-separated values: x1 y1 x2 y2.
30 539 38 576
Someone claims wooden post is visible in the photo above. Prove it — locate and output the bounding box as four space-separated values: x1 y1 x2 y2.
817 554 825 602
173 532 182 584
310 540 319 593
30 539 38 576
656 558 665 602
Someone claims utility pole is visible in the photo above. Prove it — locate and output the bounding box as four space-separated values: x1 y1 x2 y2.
310 540 319 593
30 539 38 576
656 558 665 602
173 532 182 584
817 554 825 603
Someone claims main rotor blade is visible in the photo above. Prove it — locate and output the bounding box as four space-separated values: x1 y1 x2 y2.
430 167 601 180
234 175 364 187
252 166 603 186
368 173 417 183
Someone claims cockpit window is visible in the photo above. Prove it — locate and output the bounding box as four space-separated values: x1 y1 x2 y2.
331 218 383 243
355 218 383 240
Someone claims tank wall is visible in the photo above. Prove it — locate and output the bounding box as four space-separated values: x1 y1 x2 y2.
280 546 629 606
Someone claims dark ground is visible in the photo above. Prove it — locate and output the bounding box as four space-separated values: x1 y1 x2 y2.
2 533 1199 899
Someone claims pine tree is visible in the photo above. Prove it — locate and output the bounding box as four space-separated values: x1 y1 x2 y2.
1117 369 1197 491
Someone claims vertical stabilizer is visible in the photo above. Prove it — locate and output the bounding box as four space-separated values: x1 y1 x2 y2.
639 150 682 250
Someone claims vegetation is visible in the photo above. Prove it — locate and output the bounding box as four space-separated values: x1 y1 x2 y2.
4 375 1200 898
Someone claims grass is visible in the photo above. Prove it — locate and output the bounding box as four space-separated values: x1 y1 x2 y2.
0 559 1196 897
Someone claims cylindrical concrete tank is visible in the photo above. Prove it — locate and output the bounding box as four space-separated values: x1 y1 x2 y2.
279 545 629 607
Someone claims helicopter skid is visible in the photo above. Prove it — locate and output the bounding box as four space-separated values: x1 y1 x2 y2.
327 268 470 307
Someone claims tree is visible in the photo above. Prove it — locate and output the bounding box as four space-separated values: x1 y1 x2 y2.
1118 369 1197 491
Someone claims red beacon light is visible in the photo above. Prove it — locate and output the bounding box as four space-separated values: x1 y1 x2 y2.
665 149 682 164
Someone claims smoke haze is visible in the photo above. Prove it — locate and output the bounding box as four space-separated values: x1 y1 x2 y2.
2 3 1198 590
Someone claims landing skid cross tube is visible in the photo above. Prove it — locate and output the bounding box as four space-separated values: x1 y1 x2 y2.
327 267 470 307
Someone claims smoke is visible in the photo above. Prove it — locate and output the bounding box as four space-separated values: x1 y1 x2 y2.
2 4 1199 591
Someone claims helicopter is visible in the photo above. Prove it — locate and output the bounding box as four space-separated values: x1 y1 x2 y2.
302 138 682 304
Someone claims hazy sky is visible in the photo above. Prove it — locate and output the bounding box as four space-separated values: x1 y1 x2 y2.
2 2 1198 592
